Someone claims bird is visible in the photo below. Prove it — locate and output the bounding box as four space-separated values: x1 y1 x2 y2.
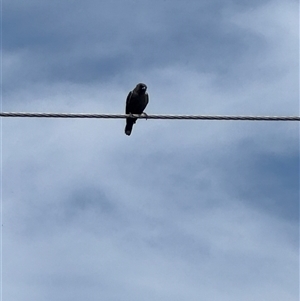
124 83 149 136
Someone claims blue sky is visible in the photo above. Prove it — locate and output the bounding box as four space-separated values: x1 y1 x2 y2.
2 0 299 300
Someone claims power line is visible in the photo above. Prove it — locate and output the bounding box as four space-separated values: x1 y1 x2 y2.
0 112 300 121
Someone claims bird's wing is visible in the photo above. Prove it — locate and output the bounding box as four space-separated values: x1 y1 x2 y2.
125 91 133 114
144 93 149 108
141 93 149 112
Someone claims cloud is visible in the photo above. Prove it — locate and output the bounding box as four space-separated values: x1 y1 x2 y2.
3 0 275 86
2 0 299 300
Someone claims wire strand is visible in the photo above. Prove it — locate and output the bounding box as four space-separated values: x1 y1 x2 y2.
0 112 299 121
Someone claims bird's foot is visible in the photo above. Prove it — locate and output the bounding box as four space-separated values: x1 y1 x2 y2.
128 113 135 118
141 112 148 120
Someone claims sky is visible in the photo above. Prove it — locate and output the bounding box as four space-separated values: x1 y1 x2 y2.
1 0 299 300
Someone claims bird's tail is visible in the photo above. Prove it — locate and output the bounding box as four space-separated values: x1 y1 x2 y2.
125 118 137 136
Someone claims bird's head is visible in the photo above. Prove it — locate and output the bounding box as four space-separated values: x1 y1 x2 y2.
135 83 147 94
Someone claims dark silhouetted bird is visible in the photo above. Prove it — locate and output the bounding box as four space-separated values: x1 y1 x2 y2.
125 83 149 136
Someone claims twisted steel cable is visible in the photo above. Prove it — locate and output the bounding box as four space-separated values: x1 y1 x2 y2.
0 112 299 121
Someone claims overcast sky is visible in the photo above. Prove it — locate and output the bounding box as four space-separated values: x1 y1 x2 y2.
2 0 299 300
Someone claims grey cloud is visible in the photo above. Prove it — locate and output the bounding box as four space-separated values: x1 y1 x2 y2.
3 0 271 89
2 0 299 300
